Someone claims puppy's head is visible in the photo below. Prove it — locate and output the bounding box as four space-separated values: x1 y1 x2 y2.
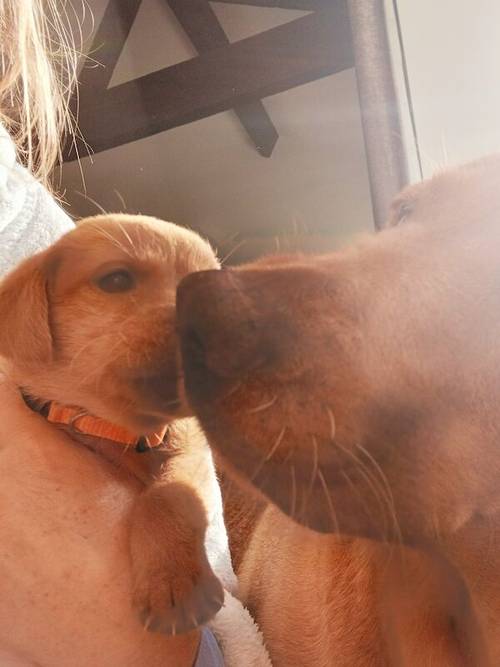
0 214 218 434
178 155 500 544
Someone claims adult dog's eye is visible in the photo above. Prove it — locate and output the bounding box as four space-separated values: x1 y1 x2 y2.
397 202 413 223
96 270 135 293
387 199 414 228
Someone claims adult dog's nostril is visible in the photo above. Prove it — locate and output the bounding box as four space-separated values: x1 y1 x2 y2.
183 326 206 366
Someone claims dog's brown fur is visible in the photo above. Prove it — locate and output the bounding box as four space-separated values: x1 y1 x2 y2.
178 155 500 665
0 214 224 637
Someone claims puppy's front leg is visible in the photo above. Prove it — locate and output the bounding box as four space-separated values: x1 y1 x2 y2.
129 418 224 635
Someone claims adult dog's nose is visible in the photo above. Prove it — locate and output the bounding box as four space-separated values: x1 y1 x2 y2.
177 269 275 393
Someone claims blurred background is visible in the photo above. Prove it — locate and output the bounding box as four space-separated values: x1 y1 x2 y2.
59 0 500 263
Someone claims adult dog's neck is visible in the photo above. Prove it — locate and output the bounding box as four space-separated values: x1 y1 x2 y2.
439 509 500 665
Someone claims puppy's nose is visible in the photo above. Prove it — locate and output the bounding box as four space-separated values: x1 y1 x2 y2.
177 269 274 385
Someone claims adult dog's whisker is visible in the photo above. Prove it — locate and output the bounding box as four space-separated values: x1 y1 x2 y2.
163 397 182 408
322 407 395 542
326 406 336 440
250 425 287 482
289 462 297 520
317 467 339 534
224 381 243 400
326 430 390 540
264 426 286 461
295 437 320 521
247 395 277 414
309 436 319 496
340 469 376 526
142 613 153 632
430 508 443 546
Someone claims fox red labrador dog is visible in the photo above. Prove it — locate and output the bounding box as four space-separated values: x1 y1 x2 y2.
177 155 500 665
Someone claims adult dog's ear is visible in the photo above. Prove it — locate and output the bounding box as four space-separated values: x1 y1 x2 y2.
0 251 53 365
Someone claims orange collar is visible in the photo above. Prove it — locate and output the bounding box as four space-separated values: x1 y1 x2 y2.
23 393 168 453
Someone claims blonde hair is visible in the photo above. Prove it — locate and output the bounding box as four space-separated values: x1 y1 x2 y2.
0 0 79 188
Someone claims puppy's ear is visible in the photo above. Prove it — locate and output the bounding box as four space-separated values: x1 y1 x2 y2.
0 251 53 365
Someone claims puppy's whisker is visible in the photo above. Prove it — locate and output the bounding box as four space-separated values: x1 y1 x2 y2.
221 238 247 265
92 224 135 258
247 395 277 414
69 309 143 377
74 190 107 215
68 340 98 372
117 221 134 250
113 188 127 210
75 315 144 381
73 334 125 389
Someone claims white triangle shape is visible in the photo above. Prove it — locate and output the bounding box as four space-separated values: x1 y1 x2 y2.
210 2 312 43
109 0 198 88
109 0 312 89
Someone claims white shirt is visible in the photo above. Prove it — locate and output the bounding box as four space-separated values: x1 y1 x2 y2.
0 125 74 277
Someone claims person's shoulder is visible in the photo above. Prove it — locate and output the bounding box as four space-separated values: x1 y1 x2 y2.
0 124 17 174
0 123 74 276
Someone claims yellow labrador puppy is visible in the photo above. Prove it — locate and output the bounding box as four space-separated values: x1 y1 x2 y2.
0 214 233 664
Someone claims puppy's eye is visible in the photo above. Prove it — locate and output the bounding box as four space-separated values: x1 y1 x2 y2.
96 269 135 293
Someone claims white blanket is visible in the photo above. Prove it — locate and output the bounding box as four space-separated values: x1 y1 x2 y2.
210 590 272 667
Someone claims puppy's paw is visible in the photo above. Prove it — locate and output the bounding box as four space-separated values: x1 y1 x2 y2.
132 550 224 635
130 477 223 635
